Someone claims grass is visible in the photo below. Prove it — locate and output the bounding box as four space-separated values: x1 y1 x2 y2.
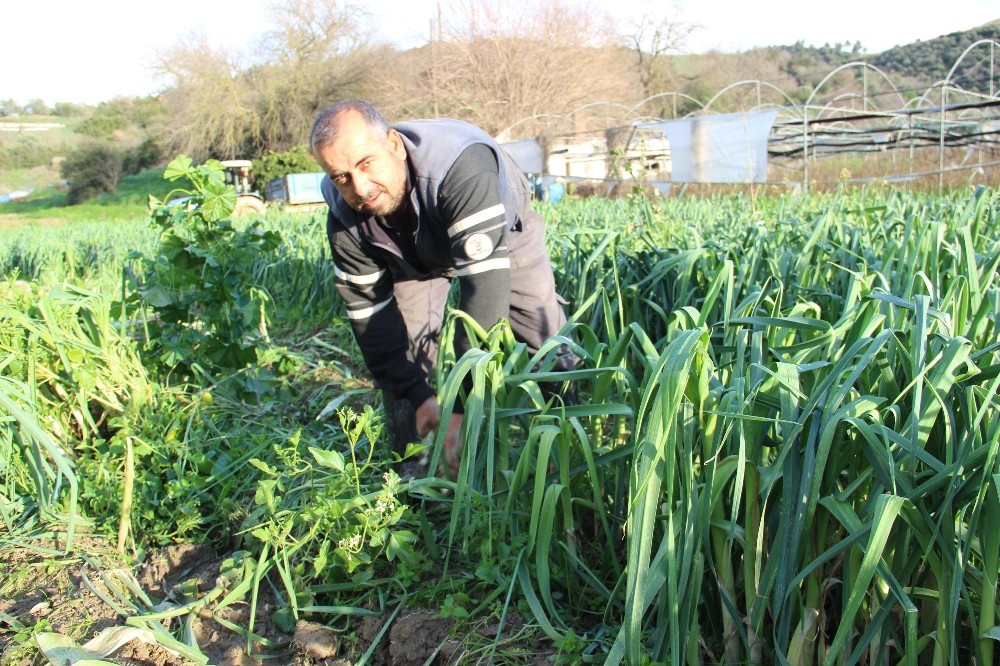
0 168 174 226
0 164 64 196
0 116 81 191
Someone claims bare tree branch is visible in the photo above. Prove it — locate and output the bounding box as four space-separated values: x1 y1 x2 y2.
383 0 637 137
154 0 376 158
620 2 701 102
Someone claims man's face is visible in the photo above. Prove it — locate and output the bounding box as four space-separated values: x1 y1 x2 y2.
316 110 408 217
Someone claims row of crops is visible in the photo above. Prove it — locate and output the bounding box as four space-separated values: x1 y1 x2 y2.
2 169 1000 665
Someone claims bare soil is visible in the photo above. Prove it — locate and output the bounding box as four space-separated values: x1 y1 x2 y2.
0 537 553 666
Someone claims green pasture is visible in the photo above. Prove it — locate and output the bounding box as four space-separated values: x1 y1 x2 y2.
1 168 177 224
2 173 1000 665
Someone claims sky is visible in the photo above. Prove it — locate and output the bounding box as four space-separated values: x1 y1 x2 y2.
4 0 998 107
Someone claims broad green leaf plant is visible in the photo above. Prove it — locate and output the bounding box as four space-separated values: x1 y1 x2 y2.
132 156 282 395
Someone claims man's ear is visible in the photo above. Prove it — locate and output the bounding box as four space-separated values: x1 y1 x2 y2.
387 129 407 160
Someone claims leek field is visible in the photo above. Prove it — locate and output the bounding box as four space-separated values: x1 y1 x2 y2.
2 163 1000 666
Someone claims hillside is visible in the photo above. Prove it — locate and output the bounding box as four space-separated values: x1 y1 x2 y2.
868 20 1000 93
759 20 1000 99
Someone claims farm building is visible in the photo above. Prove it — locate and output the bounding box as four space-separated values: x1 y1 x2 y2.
501 109 778 197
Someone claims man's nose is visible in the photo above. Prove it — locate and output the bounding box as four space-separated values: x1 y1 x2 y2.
350 173 371 201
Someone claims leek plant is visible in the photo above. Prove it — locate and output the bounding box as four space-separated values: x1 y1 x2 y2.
425 186 1000 665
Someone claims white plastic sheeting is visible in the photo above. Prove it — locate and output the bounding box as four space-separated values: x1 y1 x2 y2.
498 109 776 187
644 110 778 183
498 138 545 174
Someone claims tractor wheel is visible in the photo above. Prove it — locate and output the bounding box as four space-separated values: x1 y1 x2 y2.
234 195 266 216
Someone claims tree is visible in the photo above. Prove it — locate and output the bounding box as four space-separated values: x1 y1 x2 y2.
24 99 52 116
53 102 89 118
253 0 375 151
622 1 699 100
76 103 130 139
60 141 124 204
154 34 261 160
395 0 636 138
0 99 23 117
154 0 376 159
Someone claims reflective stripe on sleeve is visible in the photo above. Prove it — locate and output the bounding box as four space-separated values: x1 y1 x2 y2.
335 265 385 285
346 296 394 320
447 204 505 238
453 257 511 276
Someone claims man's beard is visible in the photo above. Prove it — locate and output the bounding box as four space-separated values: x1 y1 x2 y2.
358 187 404 217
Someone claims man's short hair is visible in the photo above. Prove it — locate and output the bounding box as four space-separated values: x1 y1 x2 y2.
310 99 390 154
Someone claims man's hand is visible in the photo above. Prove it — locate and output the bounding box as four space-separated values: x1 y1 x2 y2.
415 397 440 437
444 413 464 478
414 398 464 478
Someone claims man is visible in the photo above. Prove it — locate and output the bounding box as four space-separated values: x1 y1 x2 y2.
310 99 570 475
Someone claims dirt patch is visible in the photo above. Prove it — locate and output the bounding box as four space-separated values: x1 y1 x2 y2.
0 537 125 665
0 537 550 665
106 638 192 666
0 539 296 666
354 609 456 666
291 620 341 661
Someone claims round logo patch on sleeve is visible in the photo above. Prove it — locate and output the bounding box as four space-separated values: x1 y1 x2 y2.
463 233 494 260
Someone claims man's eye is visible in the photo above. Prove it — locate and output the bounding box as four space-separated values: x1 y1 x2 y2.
334 175 347 185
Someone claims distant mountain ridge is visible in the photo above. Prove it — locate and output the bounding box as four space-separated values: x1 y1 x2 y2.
867 20 1000 92
763 20 1000 96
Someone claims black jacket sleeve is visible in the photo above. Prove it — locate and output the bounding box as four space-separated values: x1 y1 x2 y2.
436 145 513 412
326 211 435 409
438 144 512 359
